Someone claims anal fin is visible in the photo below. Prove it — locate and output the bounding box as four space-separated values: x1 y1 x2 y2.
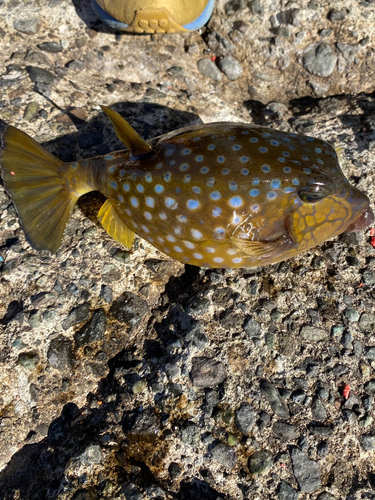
98 199 135 248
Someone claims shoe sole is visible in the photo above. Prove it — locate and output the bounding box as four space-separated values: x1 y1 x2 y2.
90 0 215 33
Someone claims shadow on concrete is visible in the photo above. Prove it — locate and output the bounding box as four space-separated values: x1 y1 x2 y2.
0 265 229 500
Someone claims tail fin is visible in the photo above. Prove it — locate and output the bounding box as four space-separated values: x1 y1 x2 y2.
1 126 80 253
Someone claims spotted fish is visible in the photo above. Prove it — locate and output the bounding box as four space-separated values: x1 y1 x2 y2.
1 106 373 268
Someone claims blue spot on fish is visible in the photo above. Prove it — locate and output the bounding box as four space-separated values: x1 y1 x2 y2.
261 164 271 173
180 163 189 171
271 179 281 189
250 137 258 143
156 162 163 169
267 191 277 200
212 207 222 217
136 184 144 193
232 144 242 151
315 147 322 153
259 147 268 153
284 187 296 193
145 173 152 182
221 168 230 175
182 148 192 156
200 166 209 174
184 174 191 183
240 156 249 163
195 155 204 162
108 165 116 173
283 166 291 173
229 181 238 191
130 197 139 208
278 157 285 163
207 144 216 151
118 195 124 202
210 191 221 200
123 183 130 192
241 168 249 175
192 186 201 194
292 178 300 186
217 156 226 163
155 184 164 193
110 181 118 189
191 229 203 239
165 197 177 208
71 162 78 170
252 177 260 185
146 197 155 208
229 196 243 208
105 155 114 161
187 199 200 210
250 189 260 197
163 172 171 182
303 168 311 174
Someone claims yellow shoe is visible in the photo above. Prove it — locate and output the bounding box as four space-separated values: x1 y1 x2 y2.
91 0 215 33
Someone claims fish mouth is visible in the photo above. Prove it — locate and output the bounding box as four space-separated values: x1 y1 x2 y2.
345 207 375 233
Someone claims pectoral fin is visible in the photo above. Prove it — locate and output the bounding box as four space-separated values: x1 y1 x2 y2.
98 199 135 248
100 105 152 156
230 216 295 261
231 234 295 260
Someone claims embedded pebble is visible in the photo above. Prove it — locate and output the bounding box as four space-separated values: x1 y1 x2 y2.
359 434 375 450
272 421 299 440
311 398 327 420
235 403 256 435
328 9 347 21
62 303 90 330
190 357 226 388
317 493 335 500
18 351 39 370
74 309 107 348
47 335 75 370
197 58 222 83
248 450 274 474
109 292 149 327
23 102 39 121
300 325 329 341
26 66 54 84
277 481 299 500
218 55 243 81
302 43 337 77
291 448 321 492
211 442 237 468
13 18 40 34
38 41 62 53
260 380 289 418
180 421 200 446
337 43 360 63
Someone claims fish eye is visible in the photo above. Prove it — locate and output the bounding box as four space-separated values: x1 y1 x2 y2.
298 185 331 203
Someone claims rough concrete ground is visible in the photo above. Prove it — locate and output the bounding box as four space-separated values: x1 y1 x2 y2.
0 0 375 499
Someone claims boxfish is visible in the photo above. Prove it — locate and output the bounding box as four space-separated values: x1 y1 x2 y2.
1 106 373 268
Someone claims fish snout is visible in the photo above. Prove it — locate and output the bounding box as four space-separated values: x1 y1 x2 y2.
345 206 374 233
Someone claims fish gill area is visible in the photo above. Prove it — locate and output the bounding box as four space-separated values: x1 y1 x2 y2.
1 0 375 499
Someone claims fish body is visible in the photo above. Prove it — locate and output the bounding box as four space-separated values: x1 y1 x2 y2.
1 107 373 268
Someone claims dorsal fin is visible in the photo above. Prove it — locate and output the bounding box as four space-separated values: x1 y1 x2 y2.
100 105 152 156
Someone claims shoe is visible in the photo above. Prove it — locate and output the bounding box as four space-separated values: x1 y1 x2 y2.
90 0 215 33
